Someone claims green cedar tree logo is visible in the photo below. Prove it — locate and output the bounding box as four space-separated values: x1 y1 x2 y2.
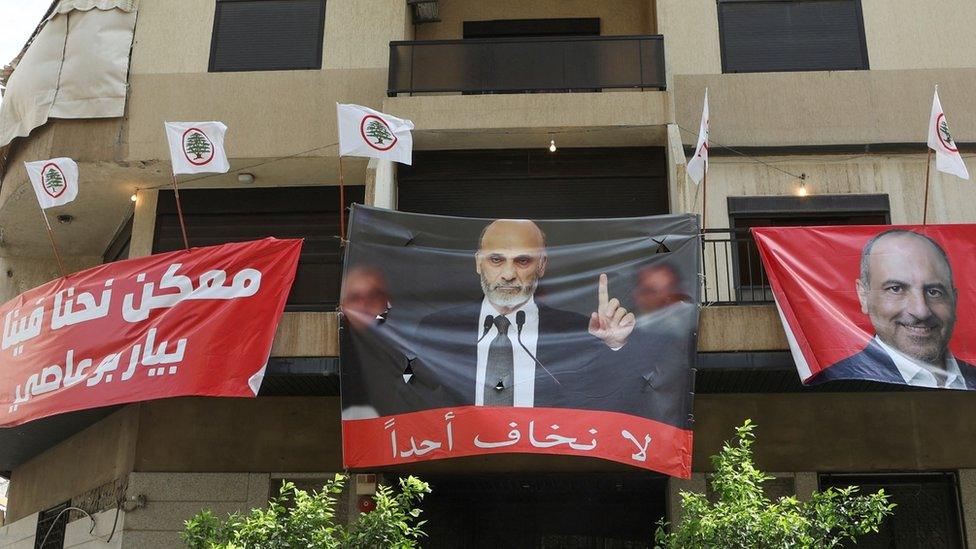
44 168 65 193
365 120 393 145
940 119 954 147
185 131 212 160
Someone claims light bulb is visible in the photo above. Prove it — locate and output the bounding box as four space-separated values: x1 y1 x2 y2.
130 192 138 202
797 182 808 197
549 139 557 153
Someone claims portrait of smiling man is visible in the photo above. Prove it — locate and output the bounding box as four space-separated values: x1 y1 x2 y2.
416 218 637 408
818 229 976 388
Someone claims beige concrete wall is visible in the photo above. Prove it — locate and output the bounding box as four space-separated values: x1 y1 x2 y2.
673 69 976 148
684 153 976 230
133 397 343 473
698 305 787 352
63 508 125 549
656 0 721 79
384 91 671 150
0 513 36 549
130 0 409 74
415 0 655 40
6 407 139 523
862 0 976 71
693 392 976 472
121 472 268 549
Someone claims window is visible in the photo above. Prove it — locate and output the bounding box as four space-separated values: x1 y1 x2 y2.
103 215 133 264
153 186 364 311
705 194 889 304
718 0 869 73
34 501 69 549
820 473 965 548
209 0 326 72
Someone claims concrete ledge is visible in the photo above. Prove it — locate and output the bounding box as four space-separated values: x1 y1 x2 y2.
698 305 788 352
384 91 672 149
271 312 339 358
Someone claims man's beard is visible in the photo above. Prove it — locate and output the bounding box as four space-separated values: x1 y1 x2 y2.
481 274 538 310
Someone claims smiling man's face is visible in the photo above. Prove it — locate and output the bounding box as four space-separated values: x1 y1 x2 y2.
856 233 957 365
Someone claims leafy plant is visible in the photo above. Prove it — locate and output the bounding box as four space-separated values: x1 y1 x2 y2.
183 474 430 549
655 420 895 548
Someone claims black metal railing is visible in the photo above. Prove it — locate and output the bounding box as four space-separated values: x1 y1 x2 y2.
388 35 666 96
701 228 774 306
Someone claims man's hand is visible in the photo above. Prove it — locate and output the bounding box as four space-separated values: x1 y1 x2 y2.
588 273 636 350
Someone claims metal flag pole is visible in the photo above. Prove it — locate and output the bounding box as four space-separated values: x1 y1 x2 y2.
338 155 347 244
170 173 191 250
922 148 933 225
37 205 66 278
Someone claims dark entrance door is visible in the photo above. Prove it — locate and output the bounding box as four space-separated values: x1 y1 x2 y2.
417 473 666 548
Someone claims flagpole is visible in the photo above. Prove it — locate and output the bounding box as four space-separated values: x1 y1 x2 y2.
170 173 191 250
701 170 708 231
37 206 66 278
338 155 347 243
922 148 933 226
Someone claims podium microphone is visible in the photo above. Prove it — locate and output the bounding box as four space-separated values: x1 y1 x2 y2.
515 310 560 385
477 315 494 342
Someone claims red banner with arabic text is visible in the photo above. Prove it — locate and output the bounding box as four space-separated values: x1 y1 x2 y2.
343 406 693 477
0 238 302 427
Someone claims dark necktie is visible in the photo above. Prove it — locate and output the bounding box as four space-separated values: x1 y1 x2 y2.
484 315 514 406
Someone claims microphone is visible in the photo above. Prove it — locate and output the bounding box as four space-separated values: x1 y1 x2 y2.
476 315 494 343
515 310 560 385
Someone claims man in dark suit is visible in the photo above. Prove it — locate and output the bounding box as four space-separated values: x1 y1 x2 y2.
416 219 638 409
816 229 976 389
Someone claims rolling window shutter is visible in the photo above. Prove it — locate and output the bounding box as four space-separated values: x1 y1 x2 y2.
210 0 326 72
719 0 868 73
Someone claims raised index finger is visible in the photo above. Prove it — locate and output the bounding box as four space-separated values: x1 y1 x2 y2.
598 273 609 308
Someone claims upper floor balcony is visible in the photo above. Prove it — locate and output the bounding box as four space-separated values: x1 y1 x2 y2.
388 34 666 96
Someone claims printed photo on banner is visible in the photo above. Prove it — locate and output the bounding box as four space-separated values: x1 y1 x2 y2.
339 206 699 476
754 225 976 390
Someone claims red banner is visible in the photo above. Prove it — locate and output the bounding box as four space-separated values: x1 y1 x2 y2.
0 238 302 427
343 406 693 477
754 225 976 389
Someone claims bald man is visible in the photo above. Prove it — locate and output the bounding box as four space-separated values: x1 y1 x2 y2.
416 219 637 409
817 229 976 389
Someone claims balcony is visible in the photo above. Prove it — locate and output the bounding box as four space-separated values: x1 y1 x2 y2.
388 35 666 96
701 229 773 306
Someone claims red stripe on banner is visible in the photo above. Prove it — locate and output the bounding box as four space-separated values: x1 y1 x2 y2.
343 406 693 478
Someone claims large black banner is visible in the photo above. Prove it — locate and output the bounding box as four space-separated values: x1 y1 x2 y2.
340 205 698 476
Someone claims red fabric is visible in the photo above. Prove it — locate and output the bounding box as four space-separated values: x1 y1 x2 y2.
0 238 302 427
342 406 693 477
753 224 976 382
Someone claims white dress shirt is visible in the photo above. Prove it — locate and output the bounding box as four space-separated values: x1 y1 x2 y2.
874 336 966 389
476 297 539 407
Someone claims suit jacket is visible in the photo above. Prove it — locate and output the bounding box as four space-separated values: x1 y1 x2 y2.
813 339 976 389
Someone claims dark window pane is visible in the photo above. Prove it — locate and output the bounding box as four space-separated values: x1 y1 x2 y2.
103 215 133 264
153 186 363 311
821 473 964 548
35 501 69 549
397 148 669 219
210 0 326 72
719 0 869 73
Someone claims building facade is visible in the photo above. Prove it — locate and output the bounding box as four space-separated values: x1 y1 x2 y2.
0 0 975 547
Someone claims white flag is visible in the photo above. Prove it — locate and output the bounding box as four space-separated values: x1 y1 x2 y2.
686 89 709 185
337 103 414 165
165 121 230 175
24 158 79 209
927 87 969 180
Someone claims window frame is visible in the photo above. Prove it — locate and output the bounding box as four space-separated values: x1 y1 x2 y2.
717 0 870 74
208 0 328 73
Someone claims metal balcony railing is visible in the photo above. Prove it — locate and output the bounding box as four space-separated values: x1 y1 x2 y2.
387 35 666 96
701 228 774 306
